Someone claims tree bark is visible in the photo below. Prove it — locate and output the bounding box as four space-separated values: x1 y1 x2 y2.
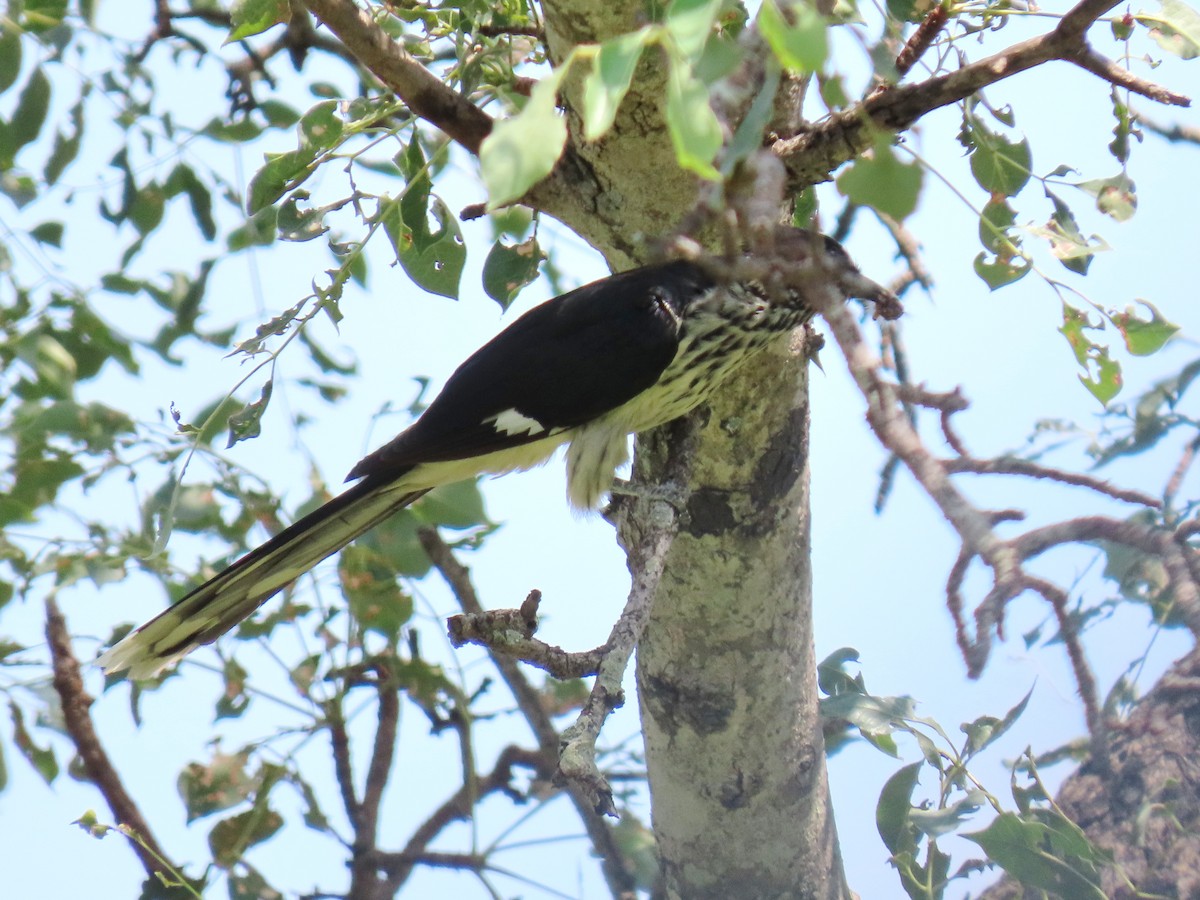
978 647 1200 899
628 332 848 900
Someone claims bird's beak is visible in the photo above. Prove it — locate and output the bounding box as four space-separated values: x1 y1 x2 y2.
838 271 903 320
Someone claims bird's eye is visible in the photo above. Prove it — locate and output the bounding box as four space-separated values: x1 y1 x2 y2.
642 287 668 310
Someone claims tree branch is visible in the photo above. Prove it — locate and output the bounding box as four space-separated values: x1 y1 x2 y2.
45 598 175 880
448 591 608 679
775 0 1189 185
418 528 639 897
302 0 493 153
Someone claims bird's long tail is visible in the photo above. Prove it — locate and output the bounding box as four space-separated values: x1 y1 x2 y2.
98 476 429 679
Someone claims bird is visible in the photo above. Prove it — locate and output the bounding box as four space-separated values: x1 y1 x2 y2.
98 228 898 678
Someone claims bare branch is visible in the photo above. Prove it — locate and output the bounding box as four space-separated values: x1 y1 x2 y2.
45 598 175 880
448 594 608 679
944 456 1163 508
372 745 550 889
1135 109 1200 145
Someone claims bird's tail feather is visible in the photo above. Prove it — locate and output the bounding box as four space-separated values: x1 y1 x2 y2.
98 477 429 679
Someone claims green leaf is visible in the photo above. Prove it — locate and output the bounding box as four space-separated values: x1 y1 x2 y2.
0 67 52 169
9 701 58 785
1035 190 1106 275
277 191 331 242
724 65 780 175
165 164 217 241
228 207 278 251
229 868 284 900
1080 346 1123 405
359 511 431 578
1107 89 1135 164
480 68 569 207
202 117 264 143
582 29 653 139
1110 300 1179 356
665 0 725 58
1075 172 1137 221
382 194 466 300
209 806 284 868
664 57 723 180
973 252 1031 290
258 99 301 129
44 97 85 186
215 659 251 720
876 761 922 856
836 135 922 221
226 379 274 448
415 480 490 529
247 148 317 215
227 0 292 43
298 100 344 150
482 237 544 309
759 0 828 72
962 686 1034 758
1059 302 1099 367
1137 0 1200 58
792 185 818 226
978 197 1020 254
129 185 166 236
1093 358 1200 465
29 221 63 246
816 646 864 696
909 790 987 838
0 27 21 95
338 544 414 642
21 0 68 32
964 812 1108 898
178 750 254 822
963 108 1032 197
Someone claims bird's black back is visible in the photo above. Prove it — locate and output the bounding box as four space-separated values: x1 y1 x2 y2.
346 260 714 480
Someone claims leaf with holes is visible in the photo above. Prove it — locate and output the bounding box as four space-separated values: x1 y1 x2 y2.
1076 172 1137 222
9 702 57 785
1109 300 1179 356
382 194 466 299
483 237 544 309
1137 0 1200 58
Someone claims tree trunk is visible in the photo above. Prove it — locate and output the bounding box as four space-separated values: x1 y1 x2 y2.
628 332 849 900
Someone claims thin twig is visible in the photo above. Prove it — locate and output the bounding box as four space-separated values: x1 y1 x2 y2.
944 457 1163 508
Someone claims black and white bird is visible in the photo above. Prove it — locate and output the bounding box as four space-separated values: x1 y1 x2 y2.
99 229 897 678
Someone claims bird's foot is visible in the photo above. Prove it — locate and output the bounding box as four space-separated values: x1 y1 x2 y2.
604 478 688 521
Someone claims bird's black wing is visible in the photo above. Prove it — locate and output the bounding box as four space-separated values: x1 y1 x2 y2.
347 260 712 480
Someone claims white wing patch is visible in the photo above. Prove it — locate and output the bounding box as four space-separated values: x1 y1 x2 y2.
486 408 547 437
